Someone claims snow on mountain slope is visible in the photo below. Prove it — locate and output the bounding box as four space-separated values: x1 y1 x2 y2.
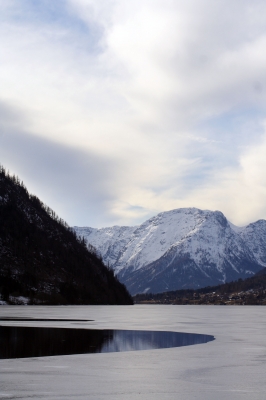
115 208 219 273
240 220 266 267
74 208 266 294
228 221 246 233
73 225 136 267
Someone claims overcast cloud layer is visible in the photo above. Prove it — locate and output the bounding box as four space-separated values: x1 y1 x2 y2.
0 0 266 227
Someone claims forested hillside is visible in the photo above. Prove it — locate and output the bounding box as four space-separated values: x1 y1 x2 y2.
0 166 132 305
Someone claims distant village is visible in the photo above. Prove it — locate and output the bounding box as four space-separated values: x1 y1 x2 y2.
135 287 266 305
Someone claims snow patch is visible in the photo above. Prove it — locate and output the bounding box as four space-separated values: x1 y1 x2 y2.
143 288 150 293
9 296 29 305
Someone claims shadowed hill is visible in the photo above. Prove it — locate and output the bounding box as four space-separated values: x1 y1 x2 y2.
0 166 132 305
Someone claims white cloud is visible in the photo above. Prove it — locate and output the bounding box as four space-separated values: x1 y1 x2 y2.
0 0 266 226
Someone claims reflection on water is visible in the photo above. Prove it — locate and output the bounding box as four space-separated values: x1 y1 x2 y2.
101 330 214 353
0 326 214 359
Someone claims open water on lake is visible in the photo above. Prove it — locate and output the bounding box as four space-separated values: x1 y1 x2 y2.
0 324 214 359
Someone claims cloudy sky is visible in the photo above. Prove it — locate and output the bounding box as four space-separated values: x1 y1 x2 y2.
0 0 266 228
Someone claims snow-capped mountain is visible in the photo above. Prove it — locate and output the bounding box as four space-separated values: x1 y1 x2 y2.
74 208 266 295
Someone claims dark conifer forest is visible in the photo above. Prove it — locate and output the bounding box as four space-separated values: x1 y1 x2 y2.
0 166 133 305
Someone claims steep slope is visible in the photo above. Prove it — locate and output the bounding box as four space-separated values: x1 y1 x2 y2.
75 208 265 295
0 167 132 305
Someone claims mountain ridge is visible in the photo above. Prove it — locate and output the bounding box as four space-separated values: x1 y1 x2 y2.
74 208 266 295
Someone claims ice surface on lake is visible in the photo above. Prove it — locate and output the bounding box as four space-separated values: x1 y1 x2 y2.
0 305 266 399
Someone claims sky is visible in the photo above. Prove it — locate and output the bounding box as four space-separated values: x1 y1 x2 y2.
0 0 266 228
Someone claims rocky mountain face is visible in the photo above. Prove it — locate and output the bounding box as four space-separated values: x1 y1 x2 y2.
74 208 266 295
0 167 132 305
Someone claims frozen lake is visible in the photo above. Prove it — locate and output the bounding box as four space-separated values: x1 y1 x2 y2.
0 305 265 399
